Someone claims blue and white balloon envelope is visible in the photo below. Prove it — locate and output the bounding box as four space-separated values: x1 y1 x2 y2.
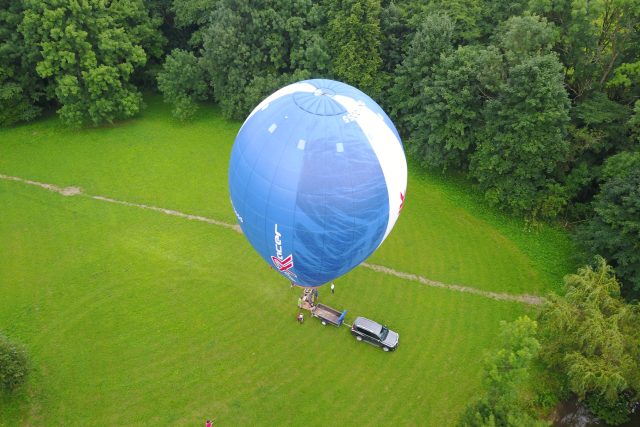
229 79 407 287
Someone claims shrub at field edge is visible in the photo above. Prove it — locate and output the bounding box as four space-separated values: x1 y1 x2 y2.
0 332 29 393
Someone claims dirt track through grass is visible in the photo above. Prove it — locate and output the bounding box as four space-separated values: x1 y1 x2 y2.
1 172 545 306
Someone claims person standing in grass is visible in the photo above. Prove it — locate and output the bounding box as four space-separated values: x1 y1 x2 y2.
331 282 335 294
297 296 302 309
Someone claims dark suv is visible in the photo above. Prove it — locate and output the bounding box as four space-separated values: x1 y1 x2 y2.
351 317 399 351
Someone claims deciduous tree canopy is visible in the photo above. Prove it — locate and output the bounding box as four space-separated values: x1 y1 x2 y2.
459 317 546 427
539 257 640 424
20 0 164 127
156 48 207 121
0 0 42 126
200 0 326 120
577 153 640 297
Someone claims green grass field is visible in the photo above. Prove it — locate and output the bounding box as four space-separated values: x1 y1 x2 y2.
0 97 575 426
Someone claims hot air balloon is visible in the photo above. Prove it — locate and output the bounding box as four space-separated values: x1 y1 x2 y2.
228 79 407 287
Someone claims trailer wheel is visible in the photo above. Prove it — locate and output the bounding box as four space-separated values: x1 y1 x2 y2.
322 320 327 326
356 336 362 342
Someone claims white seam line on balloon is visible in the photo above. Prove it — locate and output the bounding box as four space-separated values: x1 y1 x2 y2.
1 173 545 306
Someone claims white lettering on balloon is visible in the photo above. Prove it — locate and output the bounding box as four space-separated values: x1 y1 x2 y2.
272 224 295 277
274 223 283 260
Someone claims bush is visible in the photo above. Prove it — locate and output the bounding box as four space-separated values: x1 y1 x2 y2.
0 333 28 393
585 392 632 426
157 49 209 122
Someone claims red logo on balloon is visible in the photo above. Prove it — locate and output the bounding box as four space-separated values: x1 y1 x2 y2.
273 224 294 272
272 254 294 272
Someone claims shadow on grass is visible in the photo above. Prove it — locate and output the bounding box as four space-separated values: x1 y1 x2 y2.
0 386 33 425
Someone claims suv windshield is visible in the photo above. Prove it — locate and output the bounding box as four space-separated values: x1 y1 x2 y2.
380 327 389 340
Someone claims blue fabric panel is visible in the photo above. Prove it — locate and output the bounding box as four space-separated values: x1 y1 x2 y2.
229 79 394 287
291 114 387 285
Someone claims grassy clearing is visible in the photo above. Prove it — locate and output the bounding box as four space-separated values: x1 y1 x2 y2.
0 97 571 425
371 165 577 295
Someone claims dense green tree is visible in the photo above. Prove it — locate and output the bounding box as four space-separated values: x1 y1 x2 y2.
494 14 557 62
133 0 189 90
471 53 570 218
608 60 640 100
424 0 483 43
171 0 219 48
478 0 528 41
458 317 547 427
379 1 410 76
20 0 164 127
577 152 640 297
528 0 639 100
525 0 639 221
326 0 383 97
630 101 640 141
202 0 328 120
561 92 633 219
157 49 208 121
389 14 456 150
415 44 501 170
384 2 638 224
400 14 570 217
0 0 43 126
377 1 412 106
569 94 632 158
539 257 640 424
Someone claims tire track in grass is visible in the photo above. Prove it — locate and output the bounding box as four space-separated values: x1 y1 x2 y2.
0 173 242 233
1 173 545 306
360 263 544 305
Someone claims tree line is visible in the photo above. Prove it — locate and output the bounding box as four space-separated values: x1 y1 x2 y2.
459 258 640 426
1 0 639 296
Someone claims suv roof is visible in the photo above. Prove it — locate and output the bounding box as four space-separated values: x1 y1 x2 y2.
353 317 383 335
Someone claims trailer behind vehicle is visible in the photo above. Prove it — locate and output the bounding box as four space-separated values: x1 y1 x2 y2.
311 303 346 326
